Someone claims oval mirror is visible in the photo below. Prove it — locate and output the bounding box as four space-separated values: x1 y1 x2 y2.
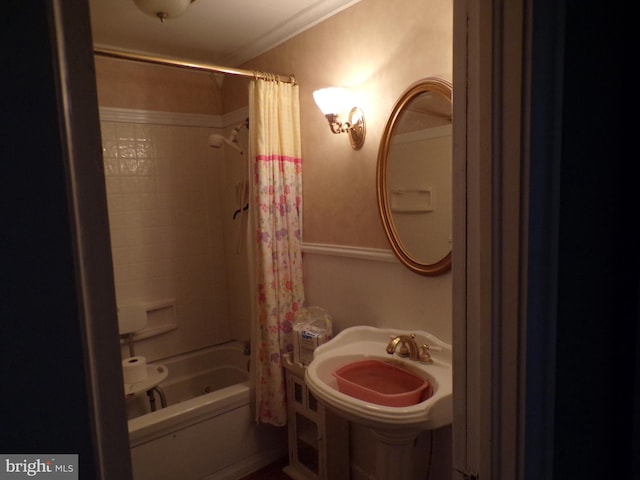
376 78 452 275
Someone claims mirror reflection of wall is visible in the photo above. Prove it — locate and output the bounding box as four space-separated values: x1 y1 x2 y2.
377 78 453 275
388 124 452 265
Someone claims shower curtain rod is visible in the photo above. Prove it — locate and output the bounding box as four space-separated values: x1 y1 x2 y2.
93 47 296 84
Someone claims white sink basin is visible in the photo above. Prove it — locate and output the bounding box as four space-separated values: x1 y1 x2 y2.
305 326 452 433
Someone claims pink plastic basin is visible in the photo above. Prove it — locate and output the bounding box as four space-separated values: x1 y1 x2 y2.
332 359 432 407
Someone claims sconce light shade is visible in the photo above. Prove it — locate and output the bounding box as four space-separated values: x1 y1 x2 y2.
313 87 366 150
133 0 194 22
313 87 351 115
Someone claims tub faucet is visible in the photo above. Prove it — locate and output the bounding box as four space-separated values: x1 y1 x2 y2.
386 334 420 360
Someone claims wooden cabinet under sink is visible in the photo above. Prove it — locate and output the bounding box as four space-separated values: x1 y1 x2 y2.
282 353 349 480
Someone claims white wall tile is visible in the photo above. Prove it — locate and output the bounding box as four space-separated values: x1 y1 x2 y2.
101 119 234 362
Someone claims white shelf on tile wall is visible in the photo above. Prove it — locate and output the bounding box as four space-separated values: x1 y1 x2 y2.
119 299 177 343
125 324 177 342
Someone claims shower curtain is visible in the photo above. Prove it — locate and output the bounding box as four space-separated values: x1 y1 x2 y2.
249 77 305 426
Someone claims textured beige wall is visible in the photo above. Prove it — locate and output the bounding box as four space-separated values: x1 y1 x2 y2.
93 0 452 249
225 0 453 249
95 56 222 114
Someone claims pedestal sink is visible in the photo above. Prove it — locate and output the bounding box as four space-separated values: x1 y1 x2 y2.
305 325 452 480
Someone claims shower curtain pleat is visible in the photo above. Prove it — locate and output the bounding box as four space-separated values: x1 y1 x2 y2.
249 78 305 426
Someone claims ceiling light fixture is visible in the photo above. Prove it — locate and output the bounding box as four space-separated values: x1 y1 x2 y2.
313 87 366 150
133 0 195 23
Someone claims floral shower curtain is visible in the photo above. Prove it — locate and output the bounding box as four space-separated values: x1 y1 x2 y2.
249 77 305 426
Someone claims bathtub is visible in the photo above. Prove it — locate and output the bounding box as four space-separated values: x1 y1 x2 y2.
126 341 287 480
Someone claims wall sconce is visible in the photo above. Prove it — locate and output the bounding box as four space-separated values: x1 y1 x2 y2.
313 87 366 150
133 0 195 23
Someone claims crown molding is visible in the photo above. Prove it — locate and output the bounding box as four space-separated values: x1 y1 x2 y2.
221 0 363 66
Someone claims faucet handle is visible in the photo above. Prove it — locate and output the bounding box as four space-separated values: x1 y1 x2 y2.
418 344 434 364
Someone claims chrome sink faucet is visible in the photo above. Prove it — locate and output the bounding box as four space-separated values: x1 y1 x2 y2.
386 334 433 364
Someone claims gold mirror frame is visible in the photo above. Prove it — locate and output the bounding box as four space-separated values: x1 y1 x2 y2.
376 77 452 276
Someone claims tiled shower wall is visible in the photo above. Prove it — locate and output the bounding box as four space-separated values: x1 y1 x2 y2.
101 119 236 362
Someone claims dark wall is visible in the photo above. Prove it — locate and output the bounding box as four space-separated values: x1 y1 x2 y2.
1 2 131 479
527 0 635 479
552 1 635 479
1 1 96 470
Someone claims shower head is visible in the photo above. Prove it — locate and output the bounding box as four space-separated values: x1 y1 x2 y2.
208 132 243 154
208 118 248 155
208 133 225 148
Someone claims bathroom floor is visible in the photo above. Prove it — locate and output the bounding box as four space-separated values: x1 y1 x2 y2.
239 457 290 480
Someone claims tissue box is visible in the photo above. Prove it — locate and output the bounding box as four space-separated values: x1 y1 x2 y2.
292 305 333 366
293 328 330 366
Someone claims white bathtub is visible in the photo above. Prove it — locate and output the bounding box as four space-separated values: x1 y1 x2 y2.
126 341 287 480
